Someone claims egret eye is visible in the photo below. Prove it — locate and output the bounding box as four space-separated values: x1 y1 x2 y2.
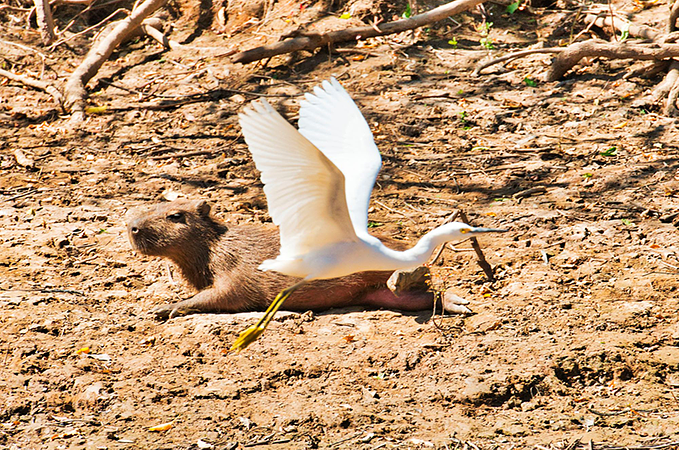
167 212 185 223
460 228 470 234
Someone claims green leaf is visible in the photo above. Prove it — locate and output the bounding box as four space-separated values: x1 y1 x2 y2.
621 218 635 226
367 221 384 228
480 37 494 50
523 77 537 87
582 173 593 178
506 1 520 14
471 146 490 152
620 23 630 42
339 12 351 19
448 37 458 47
401 4 411 18
600 146 617 157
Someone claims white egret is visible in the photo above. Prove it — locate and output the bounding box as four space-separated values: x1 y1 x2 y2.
232 78 506 351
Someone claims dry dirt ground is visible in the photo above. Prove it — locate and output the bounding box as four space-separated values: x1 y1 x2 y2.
2 0 679 448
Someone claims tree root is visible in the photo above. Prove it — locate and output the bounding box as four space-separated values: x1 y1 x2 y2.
230 0 487 65
546 40 679 81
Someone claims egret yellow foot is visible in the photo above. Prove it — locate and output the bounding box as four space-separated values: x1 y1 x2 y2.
230 324 267 351
230 281 305 352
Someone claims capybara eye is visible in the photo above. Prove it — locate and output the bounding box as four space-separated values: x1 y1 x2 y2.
167 212 185 223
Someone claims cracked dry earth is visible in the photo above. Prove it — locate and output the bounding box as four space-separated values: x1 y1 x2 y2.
2 0 679 448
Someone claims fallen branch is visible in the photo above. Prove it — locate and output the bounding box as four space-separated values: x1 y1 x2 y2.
141 20 182 49
63 0 167 122
0 67 64 107
584 12 660 41
546 40 679 81
584 9 679 114
231 0 486 64
473 48 565 76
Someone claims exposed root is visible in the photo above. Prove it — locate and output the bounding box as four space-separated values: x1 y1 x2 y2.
63 0 167 122
474 4 679 116
545 40 679 81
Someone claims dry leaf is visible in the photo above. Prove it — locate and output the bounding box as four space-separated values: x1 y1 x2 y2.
149 420 175 432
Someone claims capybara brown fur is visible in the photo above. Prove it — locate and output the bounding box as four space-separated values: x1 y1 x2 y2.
127 199 435 319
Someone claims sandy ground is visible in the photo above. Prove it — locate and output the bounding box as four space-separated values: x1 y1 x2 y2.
2 0 679 448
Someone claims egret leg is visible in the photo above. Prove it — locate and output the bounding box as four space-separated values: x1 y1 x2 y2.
230 280 306 352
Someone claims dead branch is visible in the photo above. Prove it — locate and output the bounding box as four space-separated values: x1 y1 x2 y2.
63 0 167 122
141 21 182 49
584 12 660 41
231 0 487 65
585 8 679 115
33 0 56 45
473 48 565 76
546 40 679 81
0 67 64 107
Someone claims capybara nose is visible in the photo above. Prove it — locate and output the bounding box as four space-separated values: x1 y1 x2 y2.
127 218 142 235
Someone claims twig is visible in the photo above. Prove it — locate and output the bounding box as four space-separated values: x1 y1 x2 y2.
374 200 417 223
512 186 547 200
473 48 565 76
48 7 130 50
142 21 182 49
329 432 363 447
457 210 496 282
0 39 49 60
231 0 487 64
0 67 64 107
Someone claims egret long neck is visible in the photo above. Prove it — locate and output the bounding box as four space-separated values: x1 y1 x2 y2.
378 226 458 270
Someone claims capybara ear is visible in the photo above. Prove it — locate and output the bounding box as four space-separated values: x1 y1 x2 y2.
195 200 211 218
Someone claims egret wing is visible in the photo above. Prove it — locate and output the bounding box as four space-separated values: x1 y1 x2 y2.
239 99 359 258
298 78 382 239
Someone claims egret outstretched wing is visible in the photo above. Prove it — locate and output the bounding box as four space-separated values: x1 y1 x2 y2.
238 99 359 258
298 78 382 239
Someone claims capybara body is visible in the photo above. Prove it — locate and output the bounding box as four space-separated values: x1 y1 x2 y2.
127 199 434 319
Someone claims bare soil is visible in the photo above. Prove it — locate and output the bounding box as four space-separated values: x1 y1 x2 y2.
2 0 679 448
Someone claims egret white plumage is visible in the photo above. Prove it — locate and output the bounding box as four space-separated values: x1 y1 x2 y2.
232 78 507 351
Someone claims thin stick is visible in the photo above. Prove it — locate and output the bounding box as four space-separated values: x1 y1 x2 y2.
457 210 495 282
0 67 64 107
473 48 565 76
48 8 130 50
